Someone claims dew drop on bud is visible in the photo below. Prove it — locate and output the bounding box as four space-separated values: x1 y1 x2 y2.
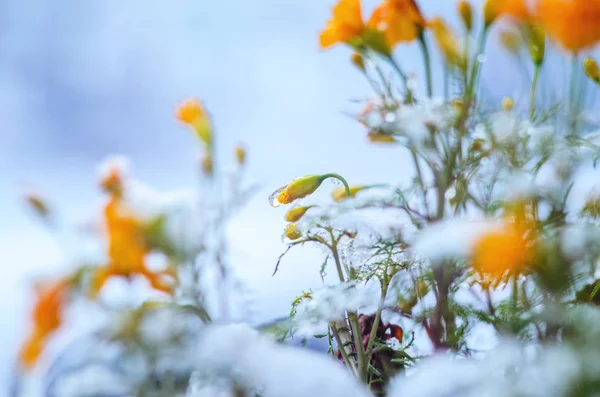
268 186 286 207
330 178 341 185
477 53 487 63
445 187 457 200
320 271 327 278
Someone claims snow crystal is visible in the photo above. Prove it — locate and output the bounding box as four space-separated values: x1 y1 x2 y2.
560 224 600 260
53 363 127 397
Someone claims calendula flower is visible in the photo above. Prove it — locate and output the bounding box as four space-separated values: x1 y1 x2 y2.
20 278 71 369
285 223 303 240
484 0 531 27
367 0 425 47
89 197 174 298
428 18 466 70
285 206 315 222
457 1 474 32
176 98 213 146
584 57 600 84
536 0 600 52
235 144 246 165
472 222 532 280
319 0 366 49
269 175 326 207
332 185 365 201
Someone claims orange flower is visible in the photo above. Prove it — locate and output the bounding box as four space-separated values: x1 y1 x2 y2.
367 0 425 47
89 197 173 297
472 219 534 281
536 0 600 52
320 0 366 49
20 279 70 369
176 98 212 145
484 0 531 26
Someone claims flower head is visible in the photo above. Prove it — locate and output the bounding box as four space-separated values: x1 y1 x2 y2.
458 1 474 32
285 206 315 222
319 0 366 49
484 0 531 27
285 223 303 240
176 98 213 146
270 175 325 207
234 144 247 165
20 278 71 369
367 0 425 47
536 0 600 52
332 185 365 202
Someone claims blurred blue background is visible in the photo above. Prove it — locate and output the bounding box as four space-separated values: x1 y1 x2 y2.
1 0 559 387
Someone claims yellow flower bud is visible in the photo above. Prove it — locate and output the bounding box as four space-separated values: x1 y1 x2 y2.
584 57 600 84
24 192 50 219
270 175 325 207
502 96 514 111
235 144 246 166
500 30 522 55
457 1 473 32
429 17 466 70
368 130 397 144
285 223 303 240
528 24 545 66
483 0 499 27
351 52 366 72
332 185 365 202
176 98 213 146
416 281 429 298
201 154 214 176
285 206 315 223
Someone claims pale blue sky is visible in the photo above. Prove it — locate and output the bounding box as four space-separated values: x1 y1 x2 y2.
3 0 562 388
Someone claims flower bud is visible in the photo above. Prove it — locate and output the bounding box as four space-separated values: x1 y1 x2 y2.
528 24 545 66
502 96 514 111
351 52 366 72
457 1 473 32
332 185 365 202
285 206 314 222
584 57 600 84
235 144 246 166
285 223 303 240
500 30 522 55
270 175 325 207
24 192 50 219
176 98 213 146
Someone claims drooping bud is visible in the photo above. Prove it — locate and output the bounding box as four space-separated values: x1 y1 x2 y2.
234 144 246 166
285 206 315 222
270 175 325 207
332 185 365 202
351 52 366 72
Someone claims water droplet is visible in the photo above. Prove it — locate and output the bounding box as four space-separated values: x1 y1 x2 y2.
330 178 341 185
320 271 327 278
268 185 287 207
365 60 376 70
445 187 457 200
477 53 487 63
407 78 418 91
384 112 397 123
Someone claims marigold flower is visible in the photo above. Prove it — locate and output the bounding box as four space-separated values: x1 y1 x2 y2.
584 57 600 84
235 144 247 165
89 197 174 297
367 0 425 47
536 0 600 52
20 278 70 369
332 185 365 202
285 206 315 222
428 18 466 70
472 222 533 280
176 98 213 146
270 175 325 207
319 0 366 49
285 223 303 240
484 0 531 27
457 1 474 32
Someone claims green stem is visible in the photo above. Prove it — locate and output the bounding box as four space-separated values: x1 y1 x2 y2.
321 173 350 198
385 55 414 102
411 149 430 216
529 64 541 120
418 32 433 97
568 54 579 134
466 27 490 103
348 312 368 382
